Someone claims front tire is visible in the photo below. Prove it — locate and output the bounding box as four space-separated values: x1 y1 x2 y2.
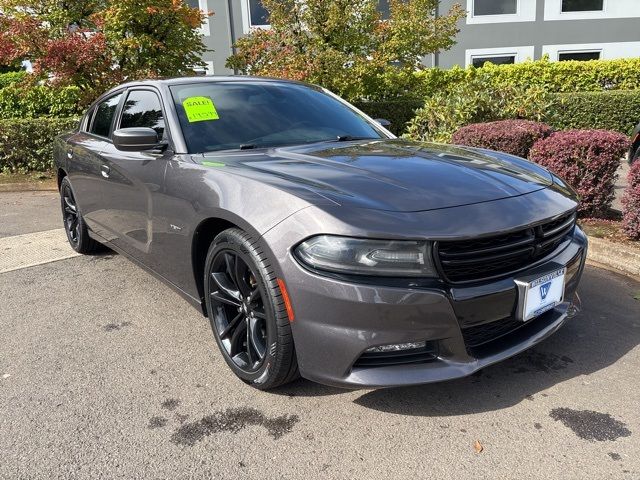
60 177 101 254
204 228 299 390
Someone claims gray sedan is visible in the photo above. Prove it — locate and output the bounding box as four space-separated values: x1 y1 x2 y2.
53 77 587 389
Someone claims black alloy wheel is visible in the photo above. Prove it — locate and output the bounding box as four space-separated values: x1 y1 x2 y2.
209 250 268 372
59 177 100 254
204 228 299 389
62 182 80 247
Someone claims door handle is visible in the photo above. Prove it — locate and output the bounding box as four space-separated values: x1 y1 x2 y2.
101 165 111 178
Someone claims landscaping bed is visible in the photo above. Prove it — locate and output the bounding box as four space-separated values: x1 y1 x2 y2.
0 171 57 191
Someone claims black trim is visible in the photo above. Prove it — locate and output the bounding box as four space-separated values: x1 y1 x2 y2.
353 343 438 369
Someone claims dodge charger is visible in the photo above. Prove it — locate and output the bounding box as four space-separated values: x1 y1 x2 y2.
53 77 587 389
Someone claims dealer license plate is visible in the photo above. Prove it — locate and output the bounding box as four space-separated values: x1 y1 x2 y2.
516 268 566 322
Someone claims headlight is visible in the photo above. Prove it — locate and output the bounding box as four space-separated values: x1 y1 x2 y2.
294 235 437 277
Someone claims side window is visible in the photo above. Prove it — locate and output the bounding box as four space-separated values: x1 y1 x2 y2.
90 93 122 138
119 90 165 138
83 108 95 132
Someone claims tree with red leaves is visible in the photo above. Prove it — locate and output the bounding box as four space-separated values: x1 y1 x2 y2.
0 0 208 105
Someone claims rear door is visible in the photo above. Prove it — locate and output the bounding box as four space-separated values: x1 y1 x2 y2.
66 92 124 235
97 88 172 267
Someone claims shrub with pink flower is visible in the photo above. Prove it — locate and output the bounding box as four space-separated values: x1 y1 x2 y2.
529 130 629 217
622 160 640 240
452 120 554 159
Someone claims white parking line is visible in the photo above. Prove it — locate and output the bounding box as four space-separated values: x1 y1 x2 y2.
0 229 80 274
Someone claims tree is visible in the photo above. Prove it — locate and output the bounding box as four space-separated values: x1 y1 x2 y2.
0 0 208 104
226 0 465 101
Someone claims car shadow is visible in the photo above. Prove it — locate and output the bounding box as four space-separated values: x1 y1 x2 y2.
275 267 640 413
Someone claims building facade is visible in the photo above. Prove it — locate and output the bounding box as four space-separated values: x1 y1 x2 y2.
189 0 640 75
185 0 271 76
437 0 640 68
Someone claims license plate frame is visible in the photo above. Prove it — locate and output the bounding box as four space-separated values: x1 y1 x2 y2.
515 265 567 322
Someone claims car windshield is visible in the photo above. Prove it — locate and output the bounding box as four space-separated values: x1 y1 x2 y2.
169 81 385 153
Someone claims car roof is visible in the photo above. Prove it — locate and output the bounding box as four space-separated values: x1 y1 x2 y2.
112 75 310 91
88 76 319 115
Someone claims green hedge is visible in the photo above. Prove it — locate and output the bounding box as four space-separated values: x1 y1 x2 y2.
356 89 640 138
0 117 79 173
414 57 640 96
547 90 640 135
0 71 27 89
0 85 83 119
353 98 424 136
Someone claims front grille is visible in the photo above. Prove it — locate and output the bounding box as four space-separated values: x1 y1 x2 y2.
435 211 576 283
352 343 438 369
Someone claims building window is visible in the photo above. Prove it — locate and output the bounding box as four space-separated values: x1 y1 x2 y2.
473 0 517 16
467 0 536 24
249 0 269 27
472 55 516 68
558 50 601 61
379 0 391 19
245 1 390 26
545 0 639 21
466 46 534 67
561 0 604 12
543 42 640 61
185 0 210 36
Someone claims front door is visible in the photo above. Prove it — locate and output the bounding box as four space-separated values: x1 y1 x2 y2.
97 88 170 268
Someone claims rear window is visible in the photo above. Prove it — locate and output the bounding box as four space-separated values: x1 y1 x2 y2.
169 81 383 153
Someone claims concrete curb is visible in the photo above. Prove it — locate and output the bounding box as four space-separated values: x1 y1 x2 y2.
587 236 640 278
0 183 57 193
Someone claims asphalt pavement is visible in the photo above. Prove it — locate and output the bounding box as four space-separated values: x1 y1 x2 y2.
1 191 639 479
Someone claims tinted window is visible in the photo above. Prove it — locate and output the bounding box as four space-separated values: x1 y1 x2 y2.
84 108 96 132
90 93 122 138
472 55 515 68
558 51 601 61
249 0 269 26
561 0 604 12
120 90 165 137
474 0 517 15
170 81 384 154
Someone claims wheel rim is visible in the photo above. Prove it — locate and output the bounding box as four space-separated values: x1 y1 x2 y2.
208 250 268 373
62 184 80 245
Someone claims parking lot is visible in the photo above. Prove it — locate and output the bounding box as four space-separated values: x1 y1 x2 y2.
1 191 639 479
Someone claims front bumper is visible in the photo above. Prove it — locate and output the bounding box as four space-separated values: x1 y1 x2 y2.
268 223 587 389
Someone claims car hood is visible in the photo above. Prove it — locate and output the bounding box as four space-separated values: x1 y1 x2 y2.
200 139 553 212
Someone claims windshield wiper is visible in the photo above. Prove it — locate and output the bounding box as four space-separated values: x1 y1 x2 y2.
336 135 378 142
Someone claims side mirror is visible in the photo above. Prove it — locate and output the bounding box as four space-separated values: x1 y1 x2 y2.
113 127 160 152
374 118 392 128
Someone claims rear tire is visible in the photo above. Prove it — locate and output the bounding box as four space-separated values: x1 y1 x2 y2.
204 228 299 390
60 177 101 254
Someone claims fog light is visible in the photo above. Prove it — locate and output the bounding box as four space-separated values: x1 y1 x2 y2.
365 341 426 353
